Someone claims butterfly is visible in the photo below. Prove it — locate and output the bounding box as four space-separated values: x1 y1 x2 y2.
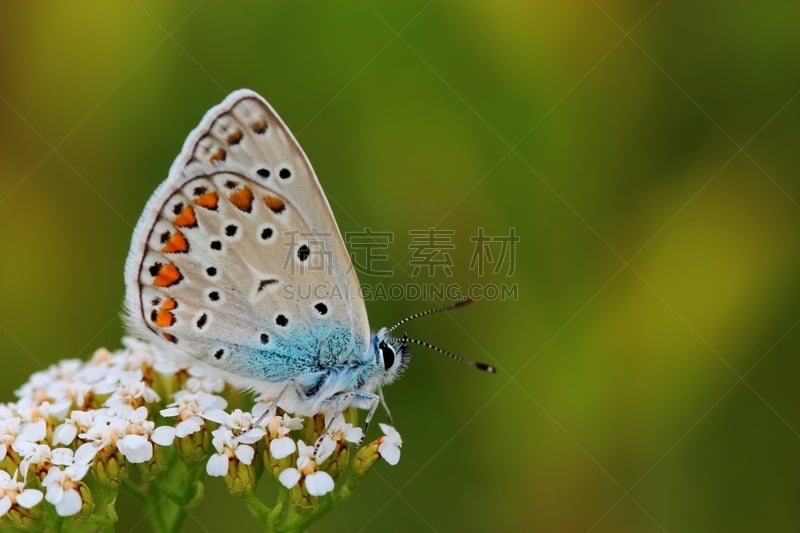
124 90 493 424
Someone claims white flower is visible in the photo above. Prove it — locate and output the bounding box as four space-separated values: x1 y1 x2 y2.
278 440 335 497
17 444 52 478
378 424 402 466
312 414 364 461
14 359 90 410
118 435 152 463
116 406 156 463
183 365 226 394
326 414 363 445
52 410 96 446
41 448 92 516
160 390 227 438
13 420 50 477
205 426 260 477
0 470 43 517
73 406 156 464
12 419 46 453
16 399 72 424
205 408 265 440
77 412 122 458
0 416 21 460
104 370 160 409
265 412 303 459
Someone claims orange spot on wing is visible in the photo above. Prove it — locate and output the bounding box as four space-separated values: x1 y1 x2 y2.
251 119 267 134
209 148 226 164
194 191 219 210
162 231 189 253
227 129 243 145
153 263 183 288
263 194 285 213
174 205 197 228
155 298 177 327
230 186 254 212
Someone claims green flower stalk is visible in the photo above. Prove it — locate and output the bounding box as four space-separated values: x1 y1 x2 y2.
0 339 402 531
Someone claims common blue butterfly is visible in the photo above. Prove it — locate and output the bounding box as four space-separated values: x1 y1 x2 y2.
124 90 493 426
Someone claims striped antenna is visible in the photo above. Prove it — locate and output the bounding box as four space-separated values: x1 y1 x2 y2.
395 335 496 374
386 299 496 374
386 298 474 334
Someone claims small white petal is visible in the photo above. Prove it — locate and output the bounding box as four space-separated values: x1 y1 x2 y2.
296 440 314 457
21 420 47 442
12 440 36 458
235 445 255 465
315 437 336 463
151 426 176 446
278 468 301 489
379 423 401 442
378 442 401 466
176 418 202 438
237 427 265 444
160 407 179 417
51 448 74 466
41 467 58 489
304 471 335 496
202 409 229 424
251 402 270 421
17 489 43 509
118 435 153 463
269 437 296 460
0 496 10 517
206 454 229 477
344 426 364 443
66 462 90 482
55 488 82 516
52 424 77 446
45 482 64 505
75 443 98 464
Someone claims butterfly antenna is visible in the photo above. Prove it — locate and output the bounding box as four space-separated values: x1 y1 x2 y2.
395 334 496 374
386 297 474 334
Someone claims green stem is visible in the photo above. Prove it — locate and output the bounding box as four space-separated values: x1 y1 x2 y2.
244 492 273 529
267 487 288 529
142 452 206 533
287 488 352 532
121 478 149 505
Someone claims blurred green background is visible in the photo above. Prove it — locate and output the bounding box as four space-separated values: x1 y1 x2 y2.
2 2 800 531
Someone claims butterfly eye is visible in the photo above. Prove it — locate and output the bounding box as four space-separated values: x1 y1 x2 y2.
379 341 395 371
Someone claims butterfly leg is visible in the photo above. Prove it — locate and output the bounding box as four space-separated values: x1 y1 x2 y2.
376 386 393 426
316 391 381 445
253 379 308 428
360 393 381 445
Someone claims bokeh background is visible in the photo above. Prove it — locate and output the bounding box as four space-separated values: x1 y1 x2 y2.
2 2 800 531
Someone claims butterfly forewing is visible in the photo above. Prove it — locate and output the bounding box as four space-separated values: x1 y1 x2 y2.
125 91 370 382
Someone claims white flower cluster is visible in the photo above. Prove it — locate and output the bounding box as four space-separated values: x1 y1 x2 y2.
0 338 402 522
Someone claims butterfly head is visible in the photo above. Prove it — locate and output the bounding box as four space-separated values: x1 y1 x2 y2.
372 327 410 384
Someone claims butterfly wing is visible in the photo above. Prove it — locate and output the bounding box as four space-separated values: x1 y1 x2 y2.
124 90 370 385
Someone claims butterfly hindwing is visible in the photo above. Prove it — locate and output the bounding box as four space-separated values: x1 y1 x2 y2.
124 90 370 383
